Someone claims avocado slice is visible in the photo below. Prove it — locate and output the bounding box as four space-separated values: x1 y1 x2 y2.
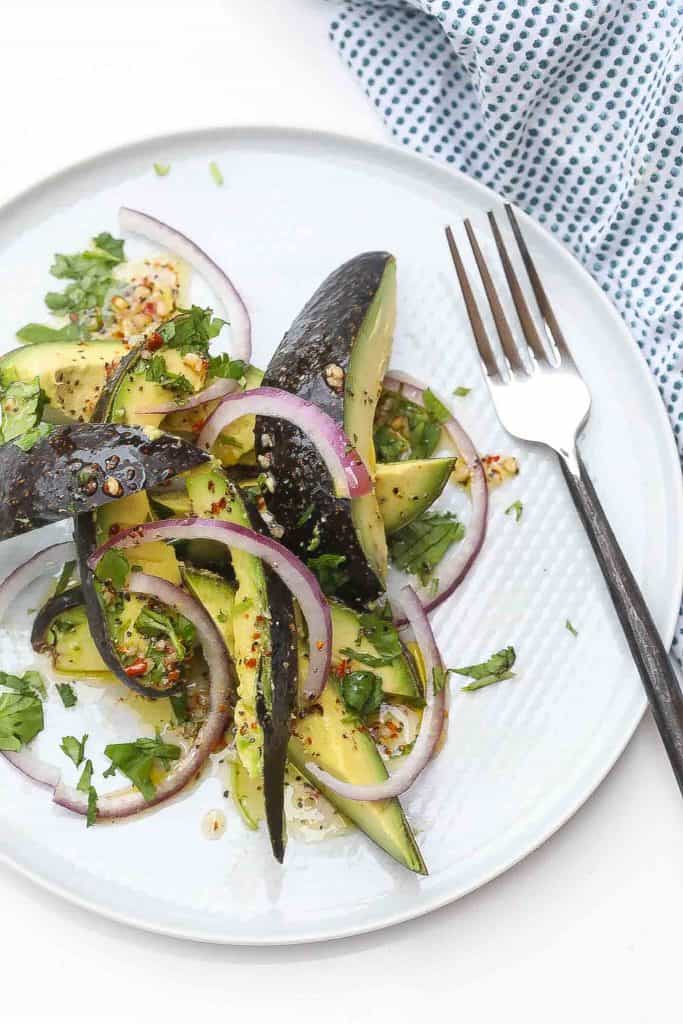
0 339 128 423
288 675 426 874
376 458 455 535
329 601 422 704
162 365 264 467
181 565 235 657
255 253 396 607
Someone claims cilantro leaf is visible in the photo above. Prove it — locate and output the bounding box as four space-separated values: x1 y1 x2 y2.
340 670 384 719
170 692 189 725
422 388 451 424
92 232 125 262
56 682 77 708
95 549 130 590
339 647 398 669
0 669 46 699
16 321 81 344
86 786 98 827
0 378 48 445
453 386 471 397
44 232 125 316
12 422 54 451
306 554 349 597
60 733 88 767
157 305 226 357
77 759 93 792
207 353 246 381
505 500 523 523
374 390 442 462
389 511 465 586
566 619 578 637
135 606 196 660
453 647 517 692
209 161 224 186
153 162 171 177
103 737 181 802
358 604 402 660
142 354 194 397
0 692 44 751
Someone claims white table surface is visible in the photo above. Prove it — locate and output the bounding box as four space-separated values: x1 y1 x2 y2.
1 2 682 1021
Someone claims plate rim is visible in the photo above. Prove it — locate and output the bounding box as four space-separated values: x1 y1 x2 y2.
0 123 681 946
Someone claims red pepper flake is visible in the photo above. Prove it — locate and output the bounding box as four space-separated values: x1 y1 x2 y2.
244 657 258 669
124 658 148 678
334 658 352 679
143 301 157 316
191 418 207 434
251 632 261 641
210 496 227 514
483 454 500 464
316 640 326 651
146 331 163 351
167 669 180 684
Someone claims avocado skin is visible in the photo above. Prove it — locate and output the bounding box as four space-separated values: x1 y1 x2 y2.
256 252 392 608
0 423 207 541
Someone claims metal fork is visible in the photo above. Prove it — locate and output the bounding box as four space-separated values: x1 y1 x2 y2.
446 206 683 794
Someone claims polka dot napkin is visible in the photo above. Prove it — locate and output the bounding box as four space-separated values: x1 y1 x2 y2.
330 0 683 655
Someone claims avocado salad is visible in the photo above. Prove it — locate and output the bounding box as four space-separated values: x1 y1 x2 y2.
0 208 516 874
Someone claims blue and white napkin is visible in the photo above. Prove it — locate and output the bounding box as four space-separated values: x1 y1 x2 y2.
330 0 683 653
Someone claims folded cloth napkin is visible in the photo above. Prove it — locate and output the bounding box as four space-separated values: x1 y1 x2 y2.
330 0 683 654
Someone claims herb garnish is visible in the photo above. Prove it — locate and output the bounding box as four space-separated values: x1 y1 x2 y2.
170 692 190 725
340 670 384 719
77 759 93 791
389 512 465 585
0 379 49 446
209 161 224 186
374 389 443 462
43 232 125 315
103 736 181 801
77 762 98 827
339 647 397 669
136 605 196 660
0 669 46 699
56 682 77 708
307 554 350 597
95 549 130 590
453 386 471 397
454 646 516 692
422 388 451 424
143 354 194 397
505 500 523 522
207 353 247 381
61 733 88 767
16 322 82 344
565 619 578 637
157 305 225 357
153 162 171 176
0 692 44 751
296 503 316 528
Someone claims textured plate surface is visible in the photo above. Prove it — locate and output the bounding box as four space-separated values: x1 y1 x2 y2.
0 127 680 945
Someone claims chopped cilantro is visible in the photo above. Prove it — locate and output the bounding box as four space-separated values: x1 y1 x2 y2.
296 503 316 528
44 231 125 315
16 321 82 344
306 554 350 597
86 786 98 827
136 605 196 660
12 422 54 451
358 604 402 660
157 305 225 357
77 759 93 792
170 692 190 725
339 647 397 669
56 682 77 708
103 736 181 802
389 511 465 586
143 354 194 397
209 161 224 186
95 549 130 590
207 353 246 380
454 647 517 692
0 378 48 445
422 388 451 424
453 386 472 397
374 390 442 462
60 733 88 767
340 670 384 719
0 692 44 751
0 669 46 699
505 500 523 523
566 619 578 638
153 162 171 176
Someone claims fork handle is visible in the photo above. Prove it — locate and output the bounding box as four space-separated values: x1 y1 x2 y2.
560 450 683 793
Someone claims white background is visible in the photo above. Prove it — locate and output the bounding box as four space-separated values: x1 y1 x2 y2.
1 2 682 1022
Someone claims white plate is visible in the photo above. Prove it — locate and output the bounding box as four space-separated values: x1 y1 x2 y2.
0 127 680 945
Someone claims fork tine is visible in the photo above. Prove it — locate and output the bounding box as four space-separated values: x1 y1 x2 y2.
504 204 575 365
444 226 501 380
487 211 547 365
463 218 526 376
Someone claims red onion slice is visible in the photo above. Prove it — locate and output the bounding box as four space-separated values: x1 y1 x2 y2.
88 517 331 700
118 206 251 364
3 749 61 789
138 377 239 415
0 540 76 623
305 585 446 801
54 572 234 821
384 371 488 621
198 386 372 499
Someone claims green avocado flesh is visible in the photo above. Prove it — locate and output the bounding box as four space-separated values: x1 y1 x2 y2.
345 258 396 582
0 339 128 422
329 601 422 704
288 676 426 874
185 463 273 777
181 565 235 657
375 458 455 535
